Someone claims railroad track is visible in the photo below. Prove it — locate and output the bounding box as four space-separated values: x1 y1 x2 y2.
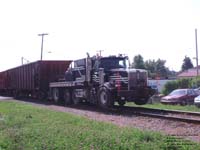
7 98 200 124
114 106 200 124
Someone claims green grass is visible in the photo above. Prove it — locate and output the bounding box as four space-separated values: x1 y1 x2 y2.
0 101 199 150
125 102 200 112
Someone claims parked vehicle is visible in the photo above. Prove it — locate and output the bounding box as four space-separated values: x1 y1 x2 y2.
194 87 200 95
194 95 200 107
160 89 198 105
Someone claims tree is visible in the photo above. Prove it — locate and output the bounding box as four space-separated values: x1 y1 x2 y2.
155 59 168 77
181 56 194 71
131 54 176 79
144 59 156 78
145 59 168 79
132 54 145 69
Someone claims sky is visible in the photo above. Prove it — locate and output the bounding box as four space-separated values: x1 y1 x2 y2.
0 0 200 71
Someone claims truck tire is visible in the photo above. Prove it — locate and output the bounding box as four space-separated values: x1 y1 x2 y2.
134 98 148 105
37 91 47 100
63 89 72 105
52 88 60 103
118 101 125 107
98 87 114 109
72 90 80 105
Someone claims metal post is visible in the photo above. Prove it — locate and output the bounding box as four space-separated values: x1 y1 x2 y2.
21 57 23 65
195 29 198 76
38 33 48 60
97 50 104 56
21 57 30 65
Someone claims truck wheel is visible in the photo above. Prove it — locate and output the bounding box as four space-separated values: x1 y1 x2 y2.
72 90 80 105
63 89 72 105
134 98 148 105
52 88 60 103
98 87 114 109
37 91 47 100
118 101 125 107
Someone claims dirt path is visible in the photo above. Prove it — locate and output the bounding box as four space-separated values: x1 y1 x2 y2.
1 98 200 143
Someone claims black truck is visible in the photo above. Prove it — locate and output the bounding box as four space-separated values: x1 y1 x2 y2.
49 54 155 108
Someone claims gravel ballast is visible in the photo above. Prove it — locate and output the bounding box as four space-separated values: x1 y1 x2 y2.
1 98 200 143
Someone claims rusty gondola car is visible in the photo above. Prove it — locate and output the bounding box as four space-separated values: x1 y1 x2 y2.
0 71 8 95
0 60 71 99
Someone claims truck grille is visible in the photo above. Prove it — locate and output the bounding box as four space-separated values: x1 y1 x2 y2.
128 70 147 90
109 76 128 83
109 70 147 90
128 71 136 90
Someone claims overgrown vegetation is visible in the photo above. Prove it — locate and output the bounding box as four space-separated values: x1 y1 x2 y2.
162 77 200 95
0 101 199 150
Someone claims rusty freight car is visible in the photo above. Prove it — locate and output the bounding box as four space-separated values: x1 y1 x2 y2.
0 71 9 95
0 60 71 99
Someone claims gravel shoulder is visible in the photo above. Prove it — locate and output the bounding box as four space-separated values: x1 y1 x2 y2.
1 98 200 143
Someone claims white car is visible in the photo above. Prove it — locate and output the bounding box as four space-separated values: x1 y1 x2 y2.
194 95 200 107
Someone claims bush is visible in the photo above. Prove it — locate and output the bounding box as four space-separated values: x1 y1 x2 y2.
162 78 192 95
190 77 200 88
177 78 192 88
162 80 178 95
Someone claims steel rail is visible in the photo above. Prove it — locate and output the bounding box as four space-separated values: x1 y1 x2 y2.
113 106 200 124
122 106 200 116
134 111 200 124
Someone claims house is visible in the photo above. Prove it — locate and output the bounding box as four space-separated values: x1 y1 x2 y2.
177 66 200 78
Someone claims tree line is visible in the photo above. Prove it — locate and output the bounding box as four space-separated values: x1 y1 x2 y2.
131 54 194 79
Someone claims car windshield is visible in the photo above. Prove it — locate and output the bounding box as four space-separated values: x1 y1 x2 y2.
99 57 128 71
169 89 187 96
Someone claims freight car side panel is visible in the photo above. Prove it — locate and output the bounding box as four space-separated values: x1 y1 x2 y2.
0 60 72 98
0 72 3 89
0 71 7 94
39 61 71 92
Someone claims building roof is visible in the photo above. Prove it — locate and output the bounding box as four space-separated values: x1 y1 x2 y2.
177 67 200 78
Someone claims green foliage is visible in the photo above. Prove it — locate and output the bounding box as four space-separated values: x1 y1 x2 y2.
181 56 194 71
131 54 176 79
190 77 200 88
132 54 145 69
162 77 200 95
154 59 168 77
162 78 192 95
0 101 199 150
162 80 178 95
145 58 170 79
177 78 192 89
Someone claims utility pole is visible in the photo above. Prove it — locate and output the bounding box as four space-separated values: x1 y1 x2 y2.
21 57 23 65
38 33 48 60
97 50 104 56
195 29 199 76
21 57 29 65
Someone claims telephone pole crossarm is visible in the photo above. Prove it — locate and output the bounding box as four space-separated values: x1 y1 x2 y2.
38 33 49 60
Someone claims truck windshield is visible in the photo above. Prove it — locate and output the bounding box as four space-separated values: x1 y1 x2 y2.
99 58 128 71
